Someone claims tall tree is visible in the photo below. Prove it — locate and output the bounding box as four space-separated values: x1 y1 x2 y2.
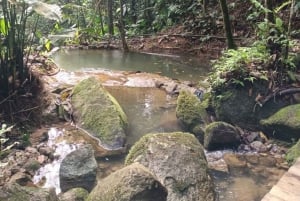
107 0 114 36
144 0 152 28
118 0 129 51
219 0 236 49
130 0 137 24
97 1 105 35
265 0 275 23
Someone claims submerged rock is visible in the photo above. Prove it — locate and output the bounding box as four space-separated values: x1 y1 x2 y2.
0 182 58 201
86 163 167 201
71 77 128 150
125 132 215 201
204 121 241 151
260 104 300 141
59 144 97 192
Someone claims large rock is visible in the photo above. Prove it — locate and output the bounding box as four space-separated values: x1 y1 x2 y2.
0 183 58 201
86 163 167 201
211 81 289 130
285 139 300 165
59 144 97 192
260 104 300 141
71 77 128 150
204 121 241 151
59 188 89 201
176 90 207 142
125 132 215 201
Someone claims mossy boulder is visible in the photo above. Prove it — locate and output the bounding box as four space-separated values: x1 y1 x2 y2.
176 90 208 142
260 104 300 141
59 188 89 201
285 140 300 165
125 132 215 201
211 81 289 130
0 183 58 201
86 163 167 201
71 77 128 149
204 121 241 151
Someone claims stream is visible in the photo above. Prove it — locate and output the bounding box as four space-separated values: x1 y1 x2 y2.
33 49 286 200
52 49 210 82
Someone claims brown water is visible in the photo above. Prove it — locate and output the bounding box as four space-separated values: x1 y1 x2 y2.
52 49 210 82
106 86 181 147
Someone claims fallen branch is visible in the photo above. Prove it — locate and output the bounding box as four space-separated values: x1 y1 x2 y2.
258 87 300 107
12 106 40 115
0 91 17 105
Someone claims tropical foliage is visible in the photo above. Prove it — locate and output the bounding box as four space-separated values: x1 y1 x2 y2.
209 0 298 91
0 0 61 97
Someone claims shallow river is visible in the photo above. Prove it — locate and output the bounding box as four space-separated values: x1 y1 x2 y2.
34 49 286 200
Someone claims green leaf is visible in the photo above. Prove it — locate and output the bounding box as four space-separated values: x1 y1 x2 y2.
45 39 52 51
275 17 283 29
0 18 8 35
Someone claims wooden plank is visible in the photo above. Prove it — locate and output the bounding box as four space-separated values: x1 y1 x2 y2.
261 157 300 201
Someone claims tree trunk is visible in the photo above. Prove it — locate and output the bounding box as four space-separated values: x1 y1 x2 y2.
118 0 129 51
77 0 86 28
219 0 236 49
107 0 114 36
285 0 295 59
144 0 152 28
265 0 275 23
96 1 105 35
202 0 208 15
130 0 137 24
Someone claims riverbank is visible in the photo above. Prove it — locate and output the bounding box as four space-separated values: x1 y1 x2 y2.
0 62 292 200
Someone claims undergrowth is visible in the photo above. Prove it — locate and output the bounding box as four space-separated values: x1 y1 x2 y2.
209 43 269 91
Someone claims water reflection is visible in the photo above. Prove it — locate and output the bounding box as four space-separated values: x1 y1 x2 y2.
106 86 182 146
52 49 210 81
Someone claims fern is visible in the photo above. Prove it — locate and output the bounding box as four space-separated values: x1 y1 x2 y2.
209 44 269 90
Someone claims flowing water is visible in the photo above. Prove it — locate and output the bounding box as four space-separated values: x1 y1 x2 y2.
35 49 286 199
52 49 210 82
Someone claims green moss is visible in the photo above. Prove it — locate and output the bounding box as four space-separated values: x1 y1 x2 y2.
125 132 204 165
62 188 89 201
260 104 300 129
107 92 128 127
71 77 127 148
176 90 204 129
285 140 300 165
205 121 226 132
174 180 190 193
125 134 152 165
211 91 233 113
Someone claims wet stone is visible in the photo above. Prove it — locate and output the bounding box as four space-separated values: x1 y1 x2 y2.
250 141 268 153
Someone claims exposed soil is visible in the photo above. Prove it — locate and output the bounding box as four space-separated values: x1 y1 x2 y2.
127 29 226 59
